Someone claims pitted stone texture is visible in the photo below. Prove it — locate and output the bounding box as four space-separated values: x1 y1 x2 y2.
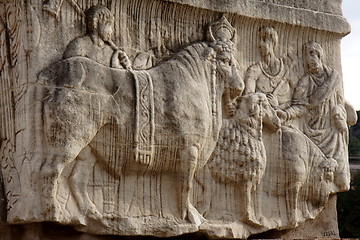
0 0 355 239
164 0 349 35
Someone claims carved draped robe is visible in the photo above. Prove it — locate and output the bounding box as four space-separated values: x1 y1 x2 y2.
287 66 349 191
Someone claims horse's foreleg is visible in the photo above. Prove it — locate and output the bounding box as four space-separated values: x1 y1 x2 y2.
282 130 307 227
286 180 302 227
284 159 305 228
179 146 205 226
69 145 102 220
194 166 213 216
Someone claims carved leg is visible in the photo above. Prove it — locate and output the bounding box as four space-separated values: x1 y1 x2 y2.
179 146 205 226
285 159 306 228
282 129 306 227
41 154 69 217
244 180 262 227
193 166 212 217
69 146 102 220
286 181 301 227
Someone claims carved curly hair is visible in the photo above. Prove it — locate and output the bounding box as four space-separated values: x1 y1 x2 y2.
302 41 324 60
85 5 114 32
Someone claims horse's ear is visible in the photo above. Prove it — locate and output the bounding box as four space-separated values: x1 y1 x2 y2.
207 23 216 42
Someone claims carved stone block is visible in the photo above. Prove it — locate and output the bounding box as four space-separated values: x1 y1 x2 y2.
0 0 356 239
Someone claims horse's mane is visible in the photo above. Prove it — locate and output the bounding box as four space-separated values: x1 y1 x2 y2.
160 42 213 81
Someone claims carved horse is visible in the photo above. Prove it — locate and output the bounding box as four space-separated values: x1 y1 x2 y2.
37 41 243 224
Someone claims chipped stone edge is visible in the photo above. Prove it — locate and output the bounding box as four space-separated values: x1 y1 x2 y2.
163 0 351 36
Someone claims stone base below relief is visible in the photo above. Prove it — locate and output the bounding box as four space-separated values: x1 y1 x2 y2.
250 195 340 239
0 195 339 240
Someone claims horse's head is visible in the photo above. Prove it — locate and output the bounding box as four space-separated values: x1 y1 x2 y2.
209 40 244 98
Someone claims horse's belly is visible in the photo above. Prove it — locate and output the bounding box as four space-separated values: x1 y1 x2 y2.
88 123 215 175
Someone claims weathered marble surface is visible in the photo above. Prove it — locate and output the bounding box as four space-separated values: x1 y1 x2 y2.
0 0 356 239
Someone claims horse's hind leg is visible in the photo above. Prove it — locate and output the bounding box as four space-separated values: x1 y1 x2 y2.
69 145 102 220
179 146 205 226
41 153 72 217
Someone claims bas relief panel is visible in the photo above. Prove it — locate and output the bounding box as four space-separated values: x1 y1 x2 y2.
0 0 357 239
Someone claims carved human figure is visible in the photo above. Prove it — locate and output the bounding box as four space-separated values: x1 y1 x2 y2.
243 27 292 110
242 26 293 194
63 5 131 69
242 26 300 226
277 42 349 191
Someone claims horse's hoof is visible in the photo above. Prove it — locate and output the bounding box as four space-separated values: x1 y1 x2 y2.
186 205 206 227
103 212 117 219
244 215 263 227
288 219 299 228
87 208 102 220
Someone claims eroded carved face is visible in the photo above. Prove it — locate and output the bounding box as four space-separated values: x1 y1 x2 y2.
258 35 273 57
305 49 323 74
98 20 114 42
214 27 233 42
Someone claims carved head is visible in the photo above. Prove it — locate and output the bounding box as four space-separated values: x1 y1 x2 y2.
258 27 278 56
207 16 237 43
85 6 114 42
210 42 243 97
303 41 324 75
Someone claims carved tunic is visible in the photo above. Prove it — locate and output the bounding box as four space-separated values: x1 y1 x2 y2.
244 59 292 110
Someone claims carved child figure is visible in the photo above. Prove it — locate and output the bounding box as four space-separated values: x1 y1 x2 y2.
63 5 131 69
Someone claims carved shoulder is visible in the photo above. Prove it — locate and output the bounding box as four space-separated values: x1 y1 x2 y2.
63 36 90 59
292 75 310 103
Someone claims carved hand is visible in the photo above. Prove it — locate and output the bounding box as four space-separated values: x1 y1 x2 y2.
276 109 287 122
266 93 279 108
118 51 132 70
332 106 347 132
334 115 347 132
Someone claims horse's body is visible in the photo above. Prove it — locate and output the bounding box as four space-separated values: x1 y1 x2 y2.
38 42 243 223
281 126 336 227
